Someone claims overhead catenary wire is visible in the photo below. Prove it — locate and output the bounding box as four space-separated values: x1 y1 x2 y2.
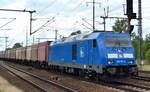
40 0 84 33
70 0 86 12
36 0 73 28
58 0 87 32
52 0 86 20
30 0 73 40
37 0 118 35
0 18 16 29
32 17 55 35
37 0 58 15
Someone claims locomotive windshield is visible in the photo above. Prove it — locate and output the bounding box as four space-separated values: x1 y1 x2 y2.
105 36 132 47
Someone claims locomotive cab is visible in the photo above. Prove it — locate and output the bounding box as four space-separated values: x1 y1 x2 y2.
99 33 138 77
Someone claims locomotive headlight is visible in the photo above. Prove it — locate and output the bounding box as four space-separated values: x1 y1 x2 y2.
128 60 134 64
108 61 113 64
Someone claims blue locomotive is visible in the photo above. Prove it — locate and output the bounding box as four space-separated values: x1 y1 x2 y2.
48 31 138 79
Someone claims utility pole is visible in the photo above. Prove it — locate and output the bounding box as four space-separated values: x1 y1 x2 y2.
0 9 36 35
55 30 58 41
4 37 8 50
33 35 35 44
93 0 95 31
29 11 34 35
47 29 61 41
86 0 101 31
101 7 109 31
101 16 106 31
138 0 143 65
100 16 127 31
0 37 8 50
26 25 28 46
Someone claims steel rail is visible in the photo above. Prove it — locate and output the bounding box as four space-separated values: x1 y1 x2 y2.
0 63 48 92
4 62 77 92
140 70 150 74
115 81 150 91
132 76 150 82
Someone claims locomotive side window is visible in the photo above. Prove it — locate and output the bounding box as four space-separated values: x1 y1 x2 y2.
93 39 97 48
72 44 77 60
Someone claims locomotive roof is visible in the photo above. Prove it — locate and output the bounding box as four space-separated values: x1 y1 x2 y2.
51 31 129 45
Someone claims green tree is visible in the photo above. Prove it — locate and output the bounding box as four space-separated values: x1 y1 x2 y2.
12 43 22 49
6 48 12 51
131 33 146 60
112 19 128 33
131 32 138 40
146 49 150 63
143 33 150 60
70 30 81 36
146 34 150 42
132 39 138 58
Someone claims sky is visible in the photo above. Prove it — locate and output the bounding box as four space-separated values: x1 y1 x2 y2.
0 0 149 50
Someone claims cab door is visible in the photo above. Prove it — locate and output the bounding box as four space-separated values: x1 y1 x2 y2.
88 39 98 65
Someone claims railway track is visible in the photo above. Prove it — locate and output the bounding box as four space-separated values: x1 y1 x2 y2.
132 76 150 82
3 61 150 92
0 62 76 92
75 76 150 92
95 81 142 92
140 70 150 74
113 81 150 92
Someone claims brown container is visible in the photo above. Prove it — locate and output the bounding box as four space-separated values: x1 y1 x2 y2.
31 44 38 61
0 51 2 58
6 50 10 59
10 50 12 59
3 51 5 58
13 49 16 59
16 48 19 60
12 49 16 59
4 51 7 58
38 41 51 62
10 49 16 59
4 51 7 59
0 51 1 58
21 47 26 60
2 51 5 58
26 46 31 61
7 50 11 59
16 48 22 60
0 51 4 58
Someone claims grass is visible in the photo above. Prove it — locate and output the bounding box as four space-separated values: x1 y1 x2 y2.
0 89 4 92
136 60 150 71
139 65 150 71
